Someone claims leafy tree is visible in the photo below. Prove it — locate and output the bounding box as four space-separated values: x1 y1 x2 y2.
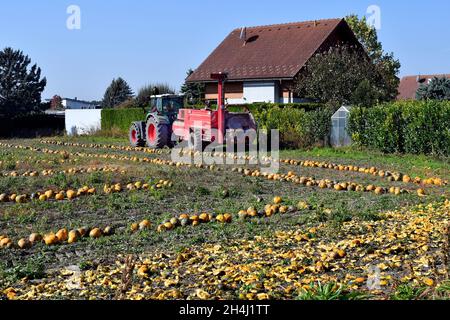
345 15 401 101
0 47 47 118
50 95 63 110
102 77 134 108
416 77 450 100
181 69 205 104
135 83 175 108
295 45 382 108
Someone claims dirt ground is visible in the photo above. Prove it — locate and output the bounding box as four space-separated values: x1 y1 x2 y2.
0 137 449 300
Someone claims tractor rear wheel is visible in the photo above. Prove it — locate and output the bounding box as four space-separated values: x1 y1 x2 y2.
145 117 170 149
129 122 145 147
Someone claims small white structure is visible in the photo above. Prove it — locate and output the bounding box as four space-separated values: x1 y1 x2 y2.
65 109 102 136
62 98 97 110
331 106 352 147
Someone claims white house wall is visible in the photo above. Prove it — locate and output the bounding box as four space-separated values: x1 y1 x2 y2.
243 82 277 103
65 109 102 136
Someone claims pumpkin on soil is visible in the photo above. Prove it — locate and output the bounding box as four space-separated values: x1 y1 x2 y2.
55 193 65 201
0 194 8 202
199 213 210 223
44 233 58 245
130 223 139 232
273 196 282 204
18 238 31 249
238 210 248 220
29 233 43 244
103 226 113 236
44 190 54 199
77 227 89 237
163 222 174 230
66 190 76 200
89 228 102 239
1 237 13 248
56 229 68 242
139 220 151 230
68 230 81 244
180 218 190 227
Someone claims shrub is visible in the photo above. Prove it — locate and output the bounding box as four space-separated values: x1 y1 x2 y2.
253 105 332 149
348 100 450 156
101 108 146 132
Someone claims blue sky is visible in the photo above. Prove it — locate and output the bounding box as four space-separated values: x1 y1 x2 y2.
0 0 449 101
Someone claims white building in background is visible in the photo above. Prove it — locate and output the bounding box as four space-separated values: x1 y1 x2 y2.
62 98 98 110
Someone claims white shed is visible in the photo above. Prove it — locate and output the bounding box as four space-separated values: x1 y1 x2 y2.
330 106 352 147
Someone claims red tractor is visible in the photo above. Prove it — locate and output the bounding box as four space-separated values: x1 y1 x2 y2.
129 73 257 149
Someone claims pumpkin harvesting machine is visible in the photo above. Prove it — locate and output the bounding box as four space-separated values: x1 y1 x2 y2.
129 73 257 149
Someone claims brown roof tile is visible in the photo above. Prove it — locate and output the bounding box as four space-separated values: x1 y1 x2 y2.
187 18 351 82
397 74 450 100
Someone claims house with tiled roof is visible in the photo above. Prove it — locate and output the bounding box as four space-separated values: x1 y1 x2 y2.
187 18 362 104
397 74 450 100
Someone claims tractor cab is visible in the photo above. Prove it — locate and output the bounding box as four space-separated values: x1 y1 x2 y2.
149 94 184 116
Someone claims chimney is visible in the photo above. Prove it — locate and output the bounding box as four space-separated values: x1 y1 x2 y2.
240 27 247 46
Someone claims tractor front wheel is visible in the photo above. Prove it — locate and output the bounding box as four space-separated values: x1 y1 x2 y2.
145 117 170 149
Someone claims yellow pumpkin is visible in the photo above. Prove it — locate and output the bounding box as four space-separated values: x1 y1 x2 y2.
39 194 48 201
55 193 65 201
417 189 426 197
139 220 151 230
238 210 248 220
18 238 31 249
199 213 210 222
273 196 282 204
68 230 80 244
89 228 102 239
130 223 139 232
179 214 189 220
0 237 12 248
223 213 232 223
77 227 89 237
103 226 113 235
66 190 76 200
56 229 68 242
29 233 42 244
164 222 174 230
44 190 54 199
279 206 288 214
44 233 58 245
0 193 8 202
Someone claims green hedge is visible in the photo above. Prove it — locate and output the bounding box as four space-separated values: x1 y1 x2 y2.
252 106 333 148
100 103 331 149
348 100 450 156
101 108 146 132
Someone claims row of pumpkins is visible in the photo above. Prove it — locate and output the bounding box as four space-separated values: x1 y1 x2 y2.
234 168 428 197
282 159 447 187
1 165 126 178
0 225 114 249
0 197 297 249
0 180 173 204
154 196 296 233
38 140 447 187
0 143 439 199
39 140 169 155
